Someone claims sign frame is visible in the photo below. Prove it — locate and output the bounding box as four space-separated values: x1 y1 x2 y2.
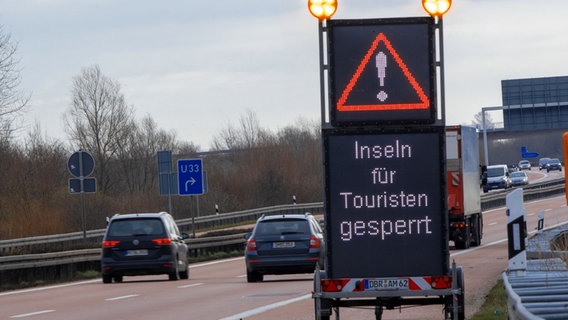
327 17 437 126
322 126 448 279
177 159 204 196
68 150 95 178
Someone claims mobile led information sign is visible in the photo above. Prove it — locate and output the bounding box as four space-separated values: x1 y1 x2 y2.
328 17 436 126
324 127 447 279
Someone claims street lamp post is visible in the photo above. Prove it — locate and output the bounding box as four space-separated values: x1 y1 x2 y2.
422 0 452 123
307 0 337 129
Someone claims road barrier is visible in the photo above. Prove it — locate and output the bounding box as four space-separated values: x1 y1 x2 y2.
0 202 324 256
0 179 564 291
502 182 568 320
503 224 568 320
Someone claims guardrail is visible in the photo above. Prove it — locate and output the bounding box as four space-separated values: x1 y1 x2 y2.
0 234 248 272
0 179 564 290
504 270 568 320
503 223 568 320
2 180 564 256
480 178 565 210
0 202 324 256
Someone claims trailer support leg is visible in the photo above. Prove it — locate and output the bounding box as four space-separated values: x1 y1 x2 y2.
374 298 383 320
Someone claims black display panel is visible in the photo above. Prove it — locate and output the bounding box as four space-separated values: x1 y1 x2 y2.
324 128 447 278
328 17 436 126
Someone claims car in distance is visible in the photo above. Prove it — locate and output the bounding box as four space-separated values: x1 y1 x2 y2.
244 213 324 283
510 170 529 186
546 158 563 172
539 157 550 171
518 160 531 171
101 212 190 283
482 164 512 193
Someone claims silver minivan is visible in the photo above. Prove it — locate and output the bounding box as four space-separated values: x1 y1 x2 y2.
482 164 511 193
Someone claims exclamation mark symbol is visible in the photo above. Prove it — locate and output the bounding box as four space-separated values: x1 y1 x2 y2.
376 51 388 102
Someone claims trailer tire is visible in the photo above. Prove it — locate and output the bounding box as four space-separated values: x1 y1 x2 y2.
445 266 465 320
314 298 332 320
314 270 332 320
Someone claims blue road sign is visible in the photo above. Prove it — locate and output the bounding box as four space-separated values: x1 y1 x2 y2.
68 150 95 177
178 159 204 195
521 146 539 159
69 177 96 194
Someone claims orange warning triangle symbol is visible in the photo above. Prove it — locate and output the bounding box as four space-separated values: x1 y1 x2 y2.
337 32 430 112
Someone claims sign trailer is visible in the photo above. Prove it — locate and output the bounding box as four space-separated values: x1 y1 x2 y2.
313 17 464 320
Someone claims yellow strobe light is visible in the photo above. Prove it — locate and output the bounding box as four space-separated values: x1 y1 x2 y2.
422 0 452 17
308 0 338 21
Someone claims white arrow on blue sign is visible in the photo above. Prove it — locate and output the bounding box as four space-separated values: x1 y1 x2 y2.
178 159 204 195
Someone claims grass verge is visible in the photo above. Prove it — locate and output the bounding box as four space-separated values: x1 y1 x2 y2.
470 279 508 320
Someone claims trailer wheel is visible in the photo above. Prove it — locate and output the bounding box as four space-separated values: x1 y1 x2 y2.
314 270 332 320
445 266 465 320
314 297 332 320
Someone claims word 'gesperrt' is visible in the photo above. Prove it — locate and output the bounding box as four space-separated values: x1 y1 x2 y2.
339 216 433 241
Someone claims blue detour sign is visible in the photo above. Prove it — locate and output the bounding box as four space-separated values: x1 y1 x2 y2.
521 146 539 159
178 159 204 195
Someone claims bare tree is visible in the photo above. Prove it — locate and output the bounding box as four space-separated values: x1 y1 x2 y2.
0 26 29 142
116 115 178 195
211 109 270 150
64 65 134 194
471 111 496 130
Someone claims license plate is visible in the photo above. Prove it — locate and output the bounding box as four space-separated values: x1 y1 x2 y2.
273 241 295 248
364 279 409 290
126 249 148 256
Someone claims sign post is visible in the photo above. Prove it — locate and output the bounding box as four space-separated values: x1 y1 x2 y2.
177 159 204 196
67 150 96 240
178 159 205 237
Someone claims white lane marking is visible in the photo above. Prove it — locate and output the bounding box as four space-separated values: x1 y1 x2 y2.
0 258 244 297
0 280 99 297
190 257 243 268
178 283 203 289
105 294 139 301
488 222 498 226
483 194 564 215
10 310 55 318
451 220 568 257
219 294 312 320
545 208 553 212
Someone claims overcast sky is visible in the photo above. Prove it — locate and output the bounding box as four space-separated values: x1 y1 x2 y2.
2 0 568 150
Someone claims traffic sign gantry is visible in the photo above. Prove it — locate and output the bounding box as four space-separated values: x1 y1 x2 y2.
328 17 436 126
178 159 204 195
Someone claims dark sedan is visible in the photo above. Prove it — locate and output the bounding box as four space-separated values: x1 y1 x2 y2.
101 212 190 283
244 213 324 282
546 158 563 172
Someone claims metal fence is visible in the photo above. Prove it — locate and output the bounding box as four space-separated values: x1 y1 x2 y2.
0 179 565 296
504 222 568 320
